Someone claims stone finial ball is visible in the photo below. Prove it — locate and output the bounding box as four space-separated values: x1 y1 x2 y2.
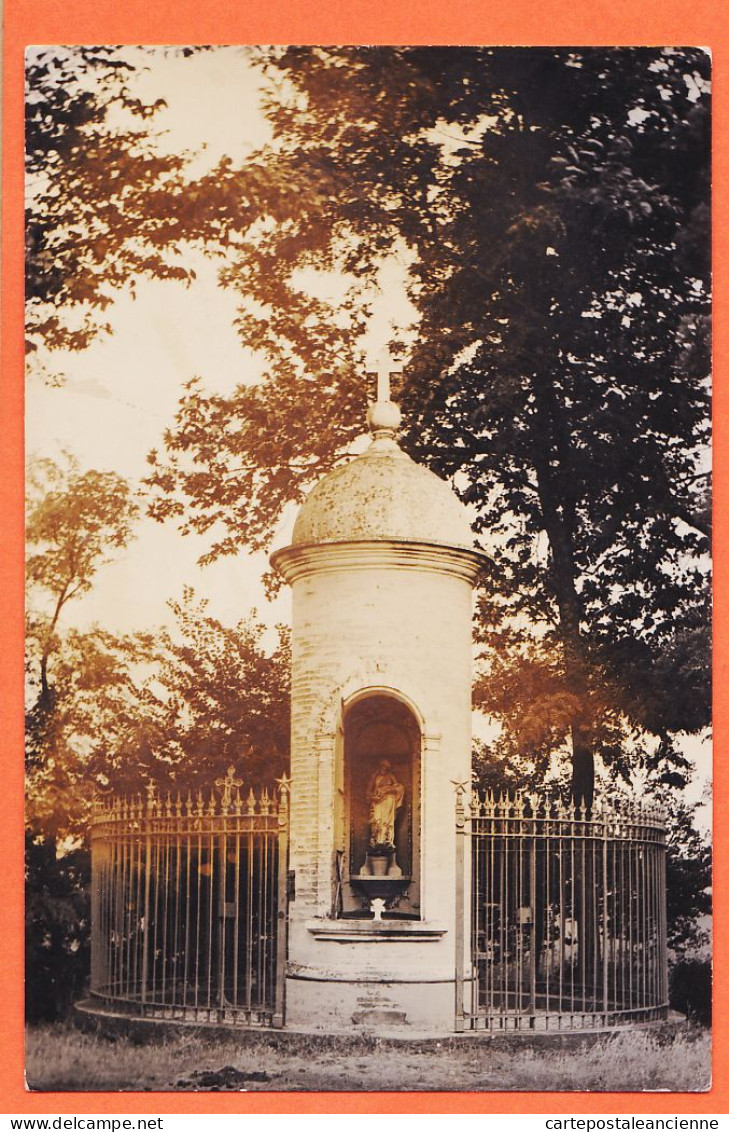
367 399 402 434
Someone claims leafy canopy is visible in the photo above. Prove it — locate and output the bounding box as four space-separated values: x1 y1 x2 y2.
27 453 138 608
26 594 291 841
141 48 710 800
26 47 711 800
26 46 200 361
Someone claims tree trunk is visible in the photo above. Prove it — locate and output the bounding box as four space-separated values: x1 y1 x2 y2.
571 719 595 811
531 376 595 809
38 585 70 712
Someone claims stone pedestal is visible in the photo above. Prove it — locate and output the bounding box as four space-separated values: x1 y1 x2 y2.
285 919 463 1034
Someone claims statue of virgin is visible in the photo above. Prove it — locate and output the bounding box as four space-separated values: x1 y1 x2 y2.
367 760 405 848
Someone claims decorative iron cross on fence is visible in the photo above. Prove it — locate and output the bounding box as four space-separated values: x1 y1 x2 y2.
216 765 244 809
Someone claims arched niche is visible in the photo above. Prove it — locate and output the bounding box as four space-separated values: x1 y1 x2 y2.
338 692 421 919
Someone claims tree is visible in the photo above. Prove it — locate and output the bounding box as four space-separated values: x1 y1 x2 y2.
26 454 138 720
26 594 291 840
157 591 290 791
24 459 290 1016
143 47 710 804
25 831 91 1022
25 46 201 363
25 454 140 837
87 589 291 800
26 626 160 837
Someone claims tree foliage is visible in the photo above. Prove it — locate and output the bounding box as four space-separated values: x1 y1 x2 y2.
26 453 138 742
26 453 138 834
26 455 138 605
24 48 712 994
26 625 151 837
88 590 291 802
25 46 197 360
142 47 710 802
25 832 91 1022
26 596 290 841
24 458 290 1019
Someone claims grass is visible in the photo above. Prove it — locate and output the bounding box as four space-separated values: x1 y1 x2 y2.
26 1021 711 1094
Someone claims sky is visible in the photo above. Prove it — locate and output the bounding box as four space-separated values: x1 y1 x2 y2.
28 49 308 639
25 45 712 823
26 46 419 640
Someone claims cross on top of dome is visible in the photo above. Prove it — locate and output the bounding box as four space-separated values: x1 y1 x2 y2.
366 352 403 443
368 354 400 404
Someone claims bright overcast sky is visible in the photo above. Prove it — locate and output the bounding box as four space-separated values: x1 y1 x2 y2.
26 46 418 640
27 49 303 639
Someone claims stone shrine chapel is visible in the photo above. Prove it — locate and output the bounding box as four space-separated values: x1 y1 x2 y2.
88 375 669 1036
270 380 484 1032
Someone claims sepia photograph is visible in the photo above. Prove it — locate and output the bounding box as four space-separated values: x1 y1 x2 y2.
24 45 712 1094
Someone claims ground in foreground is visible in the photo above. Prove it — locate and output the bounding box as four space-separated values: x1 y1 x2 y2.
25 1022 710 1094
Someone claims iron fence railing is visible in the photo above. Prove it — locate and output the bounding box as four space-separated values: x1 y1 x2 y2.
457 789 668 1032
90 769 289 1028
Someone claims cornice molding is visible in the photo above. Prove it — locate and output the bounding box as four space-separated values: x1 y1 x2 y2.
271 539 487 586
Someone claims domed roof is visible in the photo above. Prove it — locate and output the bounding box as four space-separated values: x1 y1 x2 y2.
291 409 474 550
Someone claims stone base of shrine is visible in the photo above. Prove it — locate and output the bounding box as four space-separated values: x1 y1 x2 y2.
74 997 686 1045
284 974 469 1035
284 916 469 1034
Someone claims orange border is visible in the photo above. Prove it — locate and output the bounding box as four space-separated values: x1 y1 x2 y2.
2 0 725 1115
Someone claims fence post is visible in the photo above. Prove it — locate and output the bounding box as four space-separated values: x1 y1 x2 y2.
453 779 469 1033
140 782 155 1008
602 804 610 1025
660 824 669 1011
273 773 291 1028
90 799 100 994
529 797 537 1018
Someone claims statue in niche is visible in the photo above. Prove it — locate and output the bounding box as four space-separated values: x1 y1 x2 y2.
367 760 405 848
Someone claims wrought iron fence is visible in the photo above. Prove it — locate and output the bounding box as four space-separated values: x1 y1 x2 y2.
458 789 668 1032
90 769 289 1027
